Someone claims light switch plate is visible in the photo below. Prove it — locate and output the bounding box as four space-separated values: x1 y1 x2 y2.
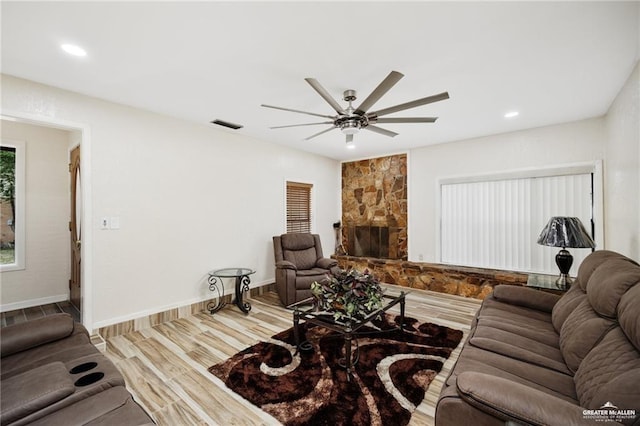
110 216 120 230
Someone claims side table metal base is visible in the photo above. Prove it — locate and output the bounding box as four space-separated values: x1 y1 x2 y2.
207 268 255 315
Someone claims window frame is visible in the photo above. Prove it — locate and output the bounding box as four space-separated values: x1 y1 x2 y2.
284 180 314 234
1 138 26 272
436 161 603 274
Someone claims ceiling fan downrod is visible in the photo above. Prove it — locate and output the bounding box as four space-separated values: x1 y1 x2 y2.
339 90 367 135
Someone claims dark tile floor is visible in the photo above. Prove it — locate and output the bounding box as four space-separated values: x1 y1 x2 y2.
1 301 81 327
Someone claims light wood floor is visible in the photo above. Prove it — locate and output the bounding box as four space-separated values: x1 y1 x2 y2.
104 286 481 426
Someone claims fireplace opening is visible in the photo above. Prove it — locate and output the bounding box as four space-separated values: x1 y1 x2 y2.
349 226 390 259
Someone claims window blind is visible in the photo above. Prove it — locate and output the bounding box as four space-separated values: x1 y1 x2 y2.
286 181 312 233
440 172 593 276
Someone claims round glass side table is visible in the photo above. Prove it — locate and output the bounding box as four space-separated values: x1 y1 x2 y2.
207 268 255 314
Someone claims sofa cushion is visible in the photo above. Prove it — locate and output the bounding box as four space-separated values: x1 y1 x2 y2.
1 314 75 358
0 362 75 425
280 233 316 251
619 283 640 351
446 345 578 401
559 299 616 373
25 387 154 426
469 326 568 374
456 372 588 426
1 332 97 380
475 317 560 348
574 327 640 412
575 250 632 291
587 258 640 319
296 268 329 278
491 285 559 313
283 246 317 270
551 284 586 332
477 297 554 326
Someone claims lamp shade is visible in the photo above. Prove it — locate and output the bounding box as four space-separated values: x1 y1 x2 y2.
537 217 595 249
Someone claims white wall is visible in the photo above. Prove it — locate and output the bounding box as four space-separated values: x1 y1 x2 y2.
409 118 606 264
409 62 640 264
1 120 71 309
604 61 640 260
1 74 341 329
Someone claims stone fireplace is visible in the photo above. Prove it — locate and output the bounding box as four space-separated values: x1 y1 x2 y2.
341 154 407 260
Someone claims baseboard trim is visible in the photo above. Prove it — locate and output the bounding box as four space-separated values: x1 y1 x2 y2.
0 294 69 313
96 281 276 338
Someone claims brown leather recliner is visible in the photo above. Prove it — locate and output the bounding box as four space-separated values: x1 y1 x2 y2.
273 233 339 306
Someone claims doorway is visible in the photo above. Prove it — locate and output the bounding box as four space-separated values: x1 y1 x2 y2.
0 113 92 329
69 145 81 313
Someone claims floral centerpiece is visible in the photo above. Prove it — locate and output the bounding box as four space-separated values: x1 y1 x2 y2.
310 268 384 321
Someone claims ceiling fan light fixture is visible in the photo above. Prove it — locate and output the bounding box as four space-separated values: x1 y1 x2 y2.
340 120 360 135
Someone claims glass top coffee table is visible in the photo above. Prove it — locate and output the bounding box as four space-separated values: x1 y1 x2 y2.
288 290 408 380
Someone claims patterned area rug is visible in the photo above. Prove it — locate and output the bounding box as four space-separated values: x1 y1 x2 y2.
209 314 463 425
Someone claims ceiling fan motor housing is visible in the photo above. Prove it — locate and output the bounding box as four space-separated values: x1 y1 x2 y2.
343 89 357 102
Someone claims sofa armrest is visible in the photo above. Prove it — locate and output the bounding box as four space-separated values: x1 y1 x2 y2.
491 285 560 313
1 313 76 358
276 260 297 270
1 361 75 425
316 257 338 270
456 372 587 425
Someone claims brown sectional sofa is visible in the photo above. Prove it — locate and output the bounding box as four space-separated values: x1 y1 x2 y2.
0 313 153 425
436 250 640 426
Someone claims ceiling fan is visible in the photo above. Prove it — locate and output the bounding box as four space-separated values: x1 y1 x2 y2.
261 71 449 144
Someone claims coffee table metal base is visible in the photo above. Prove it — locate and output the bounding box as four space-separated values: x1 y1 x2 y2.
292 292 407 380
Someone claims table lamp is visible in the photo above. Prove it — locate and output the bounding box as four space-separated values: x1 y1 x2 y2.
537 217 595 287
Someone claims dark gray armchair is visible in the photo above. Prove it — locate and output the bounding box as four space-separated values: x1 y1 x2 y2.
273 233 339 306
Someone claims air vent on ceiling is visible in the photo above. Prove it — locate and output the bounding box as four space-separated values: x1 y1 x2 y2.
210 119 243 130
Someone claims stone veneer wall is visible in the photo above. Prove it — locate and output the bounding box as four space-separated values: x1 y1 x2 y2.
341 154 408 260
334 255 528 299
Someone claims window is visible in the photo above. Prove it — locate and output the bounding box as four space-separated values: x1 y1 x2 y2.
1 139 26 271
440 165 597 276
286 181 313 233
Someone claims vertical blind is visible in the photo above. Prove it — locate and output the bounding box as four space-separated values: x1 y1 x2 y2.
440 172 593 276
286 181 312 233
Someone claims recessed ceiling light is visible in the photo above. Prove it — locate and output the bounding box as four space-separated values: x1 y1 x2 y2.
346 143 356 150
504 111 519 118
61 44 87 57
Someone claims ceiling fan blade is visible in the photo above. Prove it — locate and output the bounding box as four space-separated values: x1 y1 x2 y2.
304 126 337 141
261 104 334 119
365 125 398 138
375 117 438 123
346 134 354 144
270 121 333 129
372 92 450 117
305 78 346 115
354 71 404 115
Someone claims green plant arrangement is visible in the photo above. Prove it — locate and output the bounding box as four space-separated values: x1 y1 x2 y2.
310 268 384 321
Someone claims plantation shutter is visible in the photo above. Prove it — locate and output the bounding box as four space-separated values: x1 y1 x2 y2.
286 181 312 233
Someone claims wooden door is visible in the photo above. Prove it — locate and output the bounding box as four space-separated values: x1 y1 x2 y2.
69 146 81 312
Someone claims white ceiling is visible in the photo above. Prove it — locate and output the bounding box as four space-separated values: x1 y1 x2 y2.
2 1 639 161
